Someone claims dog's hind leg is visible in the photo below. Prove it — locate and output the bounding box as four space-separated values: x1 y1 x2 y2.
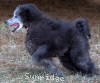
69 48 97 76
59 52 77 72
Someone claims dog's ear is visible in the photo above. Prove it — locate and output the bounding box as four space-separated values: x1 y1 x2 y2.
20 8 30 16
20 8 33 22
19 4 42 22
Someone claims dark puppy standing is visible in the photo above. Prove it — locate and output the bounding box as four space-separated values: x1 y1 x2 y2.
5 4 97 76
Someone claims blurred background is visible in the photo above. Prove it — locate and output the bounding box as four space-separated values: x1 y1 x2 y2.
0 0 100 26
0 0 100 83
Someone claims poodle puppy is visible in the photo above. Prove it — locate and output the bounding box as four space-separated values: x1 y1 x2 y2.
5 4 97 77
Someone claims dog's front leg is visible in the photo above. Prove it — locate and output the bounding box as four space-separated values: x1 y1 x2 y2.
32 45 49 65
41 59 64 77
32 45 63 77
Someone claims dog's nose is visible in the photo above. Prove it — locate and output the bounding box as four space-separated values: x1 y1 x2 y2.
5 21 8 25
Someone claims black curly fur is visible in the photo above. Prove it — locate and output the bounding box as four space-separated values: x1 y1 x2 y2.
12 4 97 76
74 18 91 39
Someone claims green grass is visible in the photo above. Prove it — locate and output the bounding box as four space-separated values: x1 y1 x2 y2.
0 23 100 83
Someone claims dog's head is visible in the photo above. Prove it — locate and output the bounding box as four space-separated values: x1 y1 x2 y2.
5 4 42 32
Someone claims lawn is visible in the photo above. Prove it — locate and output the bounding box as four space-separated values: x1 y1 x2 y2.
0 23 100 83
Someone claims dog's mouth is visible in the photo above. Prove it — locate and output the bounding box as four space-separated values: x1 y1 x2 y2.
10 23 19 32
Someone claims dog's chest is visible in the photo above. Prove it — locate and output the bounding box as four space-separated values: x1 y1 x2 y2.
25 34 38 55
26 28 47 45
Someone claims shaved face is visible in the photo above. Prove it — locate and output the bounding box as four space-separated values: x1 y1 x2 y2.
5 7 23 32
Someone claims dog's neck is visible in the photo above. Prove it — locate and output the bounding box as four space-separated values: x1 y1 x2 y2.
24 17 44 31
24 21 38 31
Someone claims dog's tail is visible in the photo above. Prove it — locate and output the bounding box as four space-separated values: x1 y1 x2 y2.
74 18 91 39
